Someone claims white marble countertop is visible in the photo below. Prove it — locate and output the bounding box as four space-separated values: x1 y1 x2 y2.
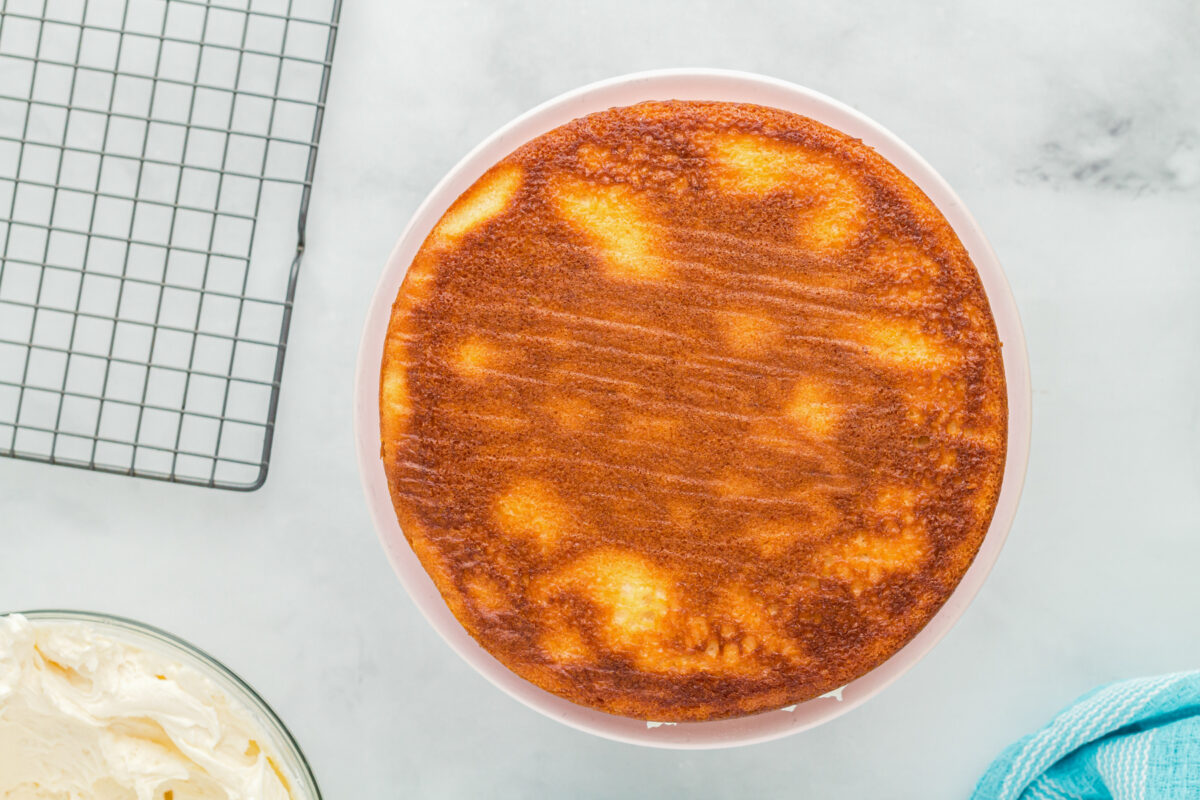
3 0 1199 796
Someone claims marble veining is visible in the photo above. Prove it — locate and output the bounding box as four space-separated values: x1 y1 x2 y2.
1021 110 1200 194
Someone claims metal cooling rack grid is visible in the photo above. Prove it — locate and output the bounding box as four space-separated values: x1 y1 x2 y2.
0 0 340 489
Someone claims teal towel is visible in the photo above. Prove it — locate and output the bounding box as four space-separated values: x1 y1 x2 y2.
974 672 1200 800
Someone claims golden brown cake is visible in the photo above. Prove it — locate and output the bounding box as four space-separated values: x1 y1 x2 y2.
379 101 1007 721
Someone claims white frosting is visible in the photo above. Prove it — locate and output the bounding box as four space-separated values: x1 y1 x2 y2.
0 615 294 800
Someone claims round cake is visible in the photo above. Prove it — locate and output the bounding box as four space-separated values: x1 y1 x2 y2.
379 101 1007 721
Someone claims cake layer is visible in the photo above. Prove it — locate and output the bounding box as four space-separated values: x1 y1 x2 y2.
379 101 1007 721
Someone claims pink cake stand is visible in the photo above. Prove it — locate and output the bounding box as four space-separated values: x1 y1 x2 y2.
355 69 1032 749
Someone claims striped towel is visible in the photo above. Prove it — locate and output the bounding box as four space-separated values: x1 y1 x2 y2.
973 672 1200 800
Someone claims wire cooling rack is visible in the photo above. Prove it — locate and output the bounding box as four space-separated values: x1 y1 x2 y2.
0 0 340 490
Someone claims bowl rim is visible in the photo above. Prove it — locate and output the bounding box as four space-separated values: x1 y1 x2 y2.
7 609 323 797
354 67 1032 749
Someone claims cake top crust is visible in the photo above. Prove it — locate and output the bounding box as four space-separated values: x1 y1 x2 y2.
379 100 1007 721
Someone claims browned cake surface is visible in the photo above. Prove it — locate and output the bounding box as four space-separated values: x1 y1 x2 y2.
379 101 1007 721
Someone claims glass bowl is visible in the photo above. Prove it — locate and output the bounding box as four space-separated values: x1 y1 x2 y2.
7 610 322 799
